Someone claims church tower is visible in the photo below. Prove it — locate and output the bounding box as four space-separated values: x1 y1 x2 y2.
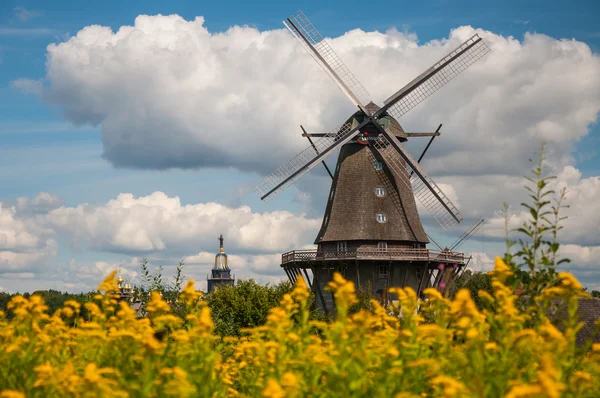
207 234 235 293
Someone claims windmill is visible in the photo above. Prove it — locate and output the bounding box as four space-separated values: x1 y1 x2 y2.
253 10 490 312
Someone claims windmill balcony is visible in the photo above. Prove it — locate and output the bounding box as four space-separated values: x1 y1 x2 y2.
281 248 465 265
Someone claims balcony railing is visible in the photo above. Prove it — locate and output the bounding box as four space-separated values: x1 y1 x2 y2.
281 248 465 265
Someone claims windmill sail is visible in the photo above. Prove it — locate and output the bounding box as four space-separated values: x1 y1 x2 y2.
284 10 371 111
377 34 490 120
372 131 463 230
449 218 485 251
253 119 368 201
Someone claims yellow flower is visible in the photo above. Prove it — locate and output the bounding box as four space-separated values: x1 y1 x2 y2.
537 355 564 398
417 324 446 340
422 287 444 302
262 379 285 398
281 371 299 394
505 384 543 398
466 328 479 339
160 366 196 396
450 289 483 321
488 257 513 281
387 347 400 357
456 316 471 329
326 272 358 312
0 391 26 398
485 342 499 351
146 291 171 316
97 270 119 293
406 358 441 376
571 370 592 385
291 276 310 303
198 306 214 331
431 375 466 397
557 272 582 291
179 280 203 306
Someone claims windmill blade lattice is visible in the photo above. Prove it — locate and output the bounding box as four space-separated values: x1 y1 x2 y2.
284 10 371 110
450 217 485 251
253 120 366 201
372 133 463 230
380 34 490 120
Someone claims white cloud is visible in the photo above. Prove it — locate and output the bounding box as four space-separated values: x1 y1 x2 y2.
0 240 57 273
10 78 43 96
559 244 600 268
44 191 320 255
0 194 58 273
184 251 282 275
16 192 64 216
13 6 42 22
19 14 597 182
466 251 495 273
485 165 600 245
0 28 55 36
0 190 318 291
0 205 44 251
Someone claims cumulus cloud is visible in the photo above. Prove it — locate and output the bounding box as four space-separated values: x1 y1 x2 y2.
0 194 58 273
0 190 319 290
19 14 597 183
44 191 320 255
184 251 284 276
465 251 495 272
486 165 600 245
16 192 64 216
559 244 600 268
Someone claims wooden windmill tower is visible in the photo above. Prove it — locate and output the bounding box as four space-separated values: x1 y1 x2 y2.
253 10 489 312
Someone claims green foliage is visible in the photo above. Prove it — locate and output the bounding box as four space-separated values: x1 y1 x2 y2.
206 279 293 337
349 287 376 314
502 142 576 313
134 259 187 318
452 270 493 309
0 290 94 321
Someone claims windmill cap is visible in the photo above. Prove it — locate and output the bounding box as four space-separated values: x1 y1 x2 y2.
353 102 407 142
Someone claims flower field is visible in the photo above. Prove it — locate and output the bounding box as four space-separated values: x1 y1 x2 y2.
0 257 599 397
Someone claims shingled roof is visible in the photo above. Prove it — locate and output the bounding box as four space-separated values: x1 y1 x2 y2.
532 296 600 347
576 297 600 346
314 103 428 244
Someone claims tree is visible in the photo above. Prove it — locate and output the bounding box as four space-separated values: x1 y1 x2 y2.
451 270 493 310
206 279 292 337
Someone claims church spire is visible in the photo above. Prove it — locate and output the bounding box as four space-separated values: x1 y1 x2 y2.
213 234 229 270
218 234 225 253
208 233 235 293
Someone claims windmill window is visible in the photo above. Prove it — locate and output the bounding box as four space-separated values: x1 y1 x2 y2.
337 241 347 252
374 161 383 170
375 187 385 197
379 265 389 278
376 212 387 223
378 242 388 251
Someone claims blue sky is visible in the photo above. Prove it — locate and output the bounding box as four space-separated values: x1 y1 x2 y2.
0 0 599 292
